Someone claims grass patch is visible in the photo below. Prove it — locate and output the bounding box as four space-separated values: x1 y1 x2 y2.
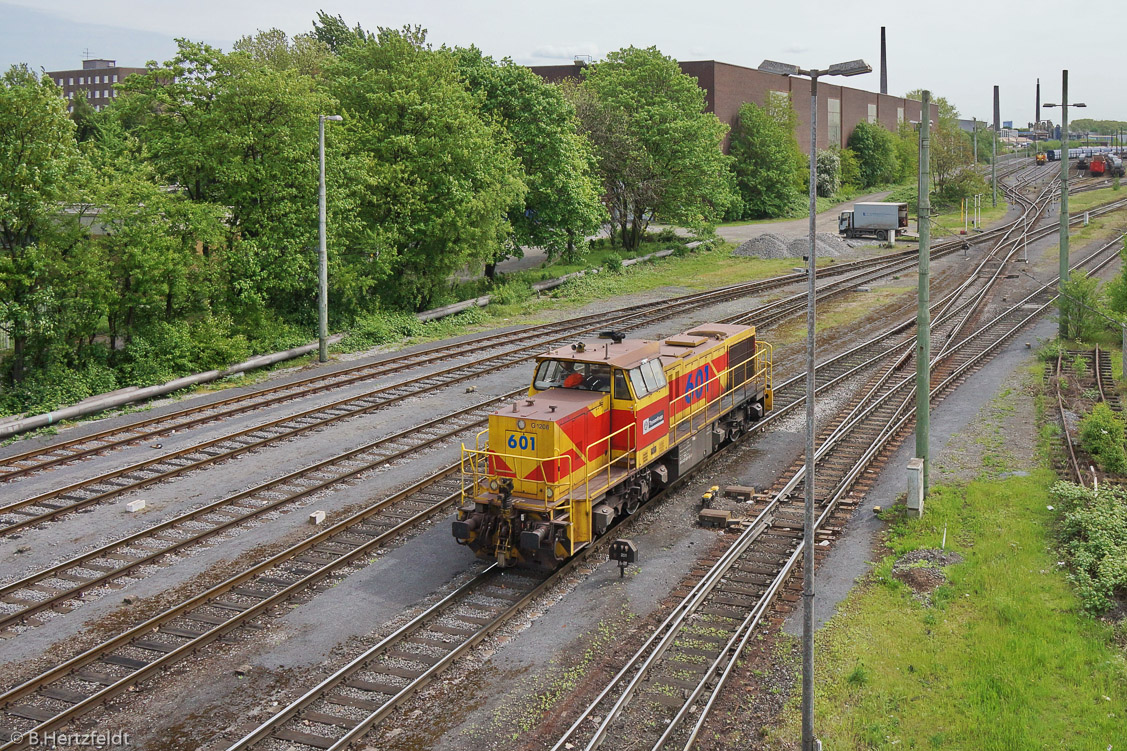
769 284 915 345
930 197 1009 236
1067 186 1124 214
765 472 1127 750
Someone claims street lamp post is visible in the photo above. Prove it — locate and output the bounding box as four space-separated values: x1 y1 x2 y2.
318 114 344 363
758 56 871 751
1043 71 1086 339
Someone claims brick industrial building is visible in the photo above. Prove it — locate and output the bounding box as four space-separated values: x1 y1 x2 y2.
531 59 939 154
45 58 148 112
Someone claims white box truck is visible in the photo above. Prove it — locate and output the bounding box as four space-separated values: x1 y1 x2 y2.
838 202 909 241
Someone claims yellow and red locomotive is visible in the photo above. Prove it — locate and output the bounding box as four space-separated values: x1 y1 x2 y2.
453 323 772 568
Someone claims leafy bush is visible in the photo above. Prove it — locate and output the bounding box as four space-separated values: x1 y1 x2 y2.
1077 403 1127 474
0 353 119 416
1050 481 1127 614
603 254 624 273
816 149 841 197
120 316 252 386
490 280 534 306
342 311 428 350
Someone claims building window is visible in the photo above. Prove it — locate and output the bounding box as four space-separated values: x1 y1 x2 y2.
69 77 74 85
112 74 118 82
95 75 101 83
827 98 842 147
95 90 100 98
868 103 878 124
79 76 84 84
897 106 905 123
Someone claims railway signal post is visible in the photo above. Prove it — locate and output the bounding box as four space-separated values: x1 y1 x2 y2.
758 55 871 751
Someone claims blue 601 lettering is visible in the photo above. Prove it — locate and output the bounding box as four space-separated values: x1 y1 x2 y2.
684 364 711 404
508 434 535 451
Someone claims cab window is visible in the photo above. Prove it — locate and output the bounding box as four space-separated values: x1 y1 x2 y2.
629 367 649 397
613 369 632 400
533 360 612 393
628 359 667 397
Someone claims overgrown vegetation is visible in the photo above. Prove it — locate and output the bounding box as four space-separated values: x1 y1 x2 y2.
763 475 1126 750
1051 482 1127 615
1077 402 1127 473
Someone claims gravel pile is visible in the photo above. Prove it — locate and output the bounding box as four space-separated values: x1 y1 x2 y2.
785 232 854 258
735 232 855 259
734 233 790 258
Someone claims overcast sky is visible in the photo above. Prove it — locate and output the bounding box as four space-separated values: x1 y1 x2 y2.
4 0 1124 125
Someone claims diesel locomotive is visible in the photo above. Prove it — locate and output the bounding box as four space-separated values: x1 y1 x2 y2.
453 324 773 568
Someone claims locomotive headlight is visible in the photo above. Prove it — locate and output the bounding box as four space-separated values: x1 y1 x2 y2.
489 479 499 491
545 487 554 498
517 419 526 430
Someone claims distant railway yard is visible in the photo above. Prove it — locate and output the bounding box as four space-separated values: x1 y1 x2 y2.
1 161 1125 750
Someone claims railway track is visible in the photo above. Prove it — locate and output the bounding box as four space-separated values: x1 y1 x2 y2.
547 239 1101 751
543 196 1126 751
211 196 1125 751
0 282 979 747
0 220 1024 538
1 170 1121 747
2 181 1066 493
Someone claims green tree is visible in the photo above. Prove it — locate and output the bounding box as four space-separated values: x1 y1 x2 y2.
730 97 803 217
0 65 88 383
893 120 919 183
847 121 899 187
84 126 227 347
117 39 336 319
452 47 603 275
311 11 372 54
578 46 735 250
70 89 101 143
232 28 332 77
837 146 861 189
325 26 525 310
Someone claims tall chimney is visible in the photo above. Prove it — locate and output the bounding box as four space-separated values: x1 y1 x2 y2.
1036 78 1041 125
880 27 888 95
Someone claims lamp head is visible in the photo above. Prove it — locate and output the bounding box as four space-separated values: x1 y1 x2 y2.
827 59 871 77
758 60 799 77
323 114 344 122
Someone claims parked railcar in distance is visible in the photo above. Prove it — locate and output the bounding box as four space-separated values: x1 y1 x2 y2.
454 325 773 568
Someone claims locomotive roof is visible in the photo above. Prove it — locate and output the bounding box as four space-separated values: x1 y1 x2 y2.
539 323 754 370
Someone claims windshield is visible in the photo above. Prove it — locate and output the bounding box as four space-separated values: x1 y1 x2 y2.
533 360 612 393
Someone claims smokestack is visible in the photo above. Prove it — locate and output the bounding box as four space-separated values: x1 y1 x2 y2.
880 27 888 95
1036 78 1040 125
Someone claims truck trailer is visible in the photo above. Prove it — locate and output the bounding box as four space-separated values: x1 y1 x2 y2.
838 202 909 241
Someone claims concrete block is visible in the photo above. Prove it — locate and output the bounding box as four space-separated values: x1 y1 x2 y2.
125 499 146 513
907 458 924 518
309 510 326 525
698 508 731 528
725 485 756 501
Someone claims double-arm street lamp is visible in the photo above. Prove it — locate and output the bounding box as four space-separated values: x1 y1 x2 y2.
1043 71 1086 338
758 56 871 751
318 114 344 363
